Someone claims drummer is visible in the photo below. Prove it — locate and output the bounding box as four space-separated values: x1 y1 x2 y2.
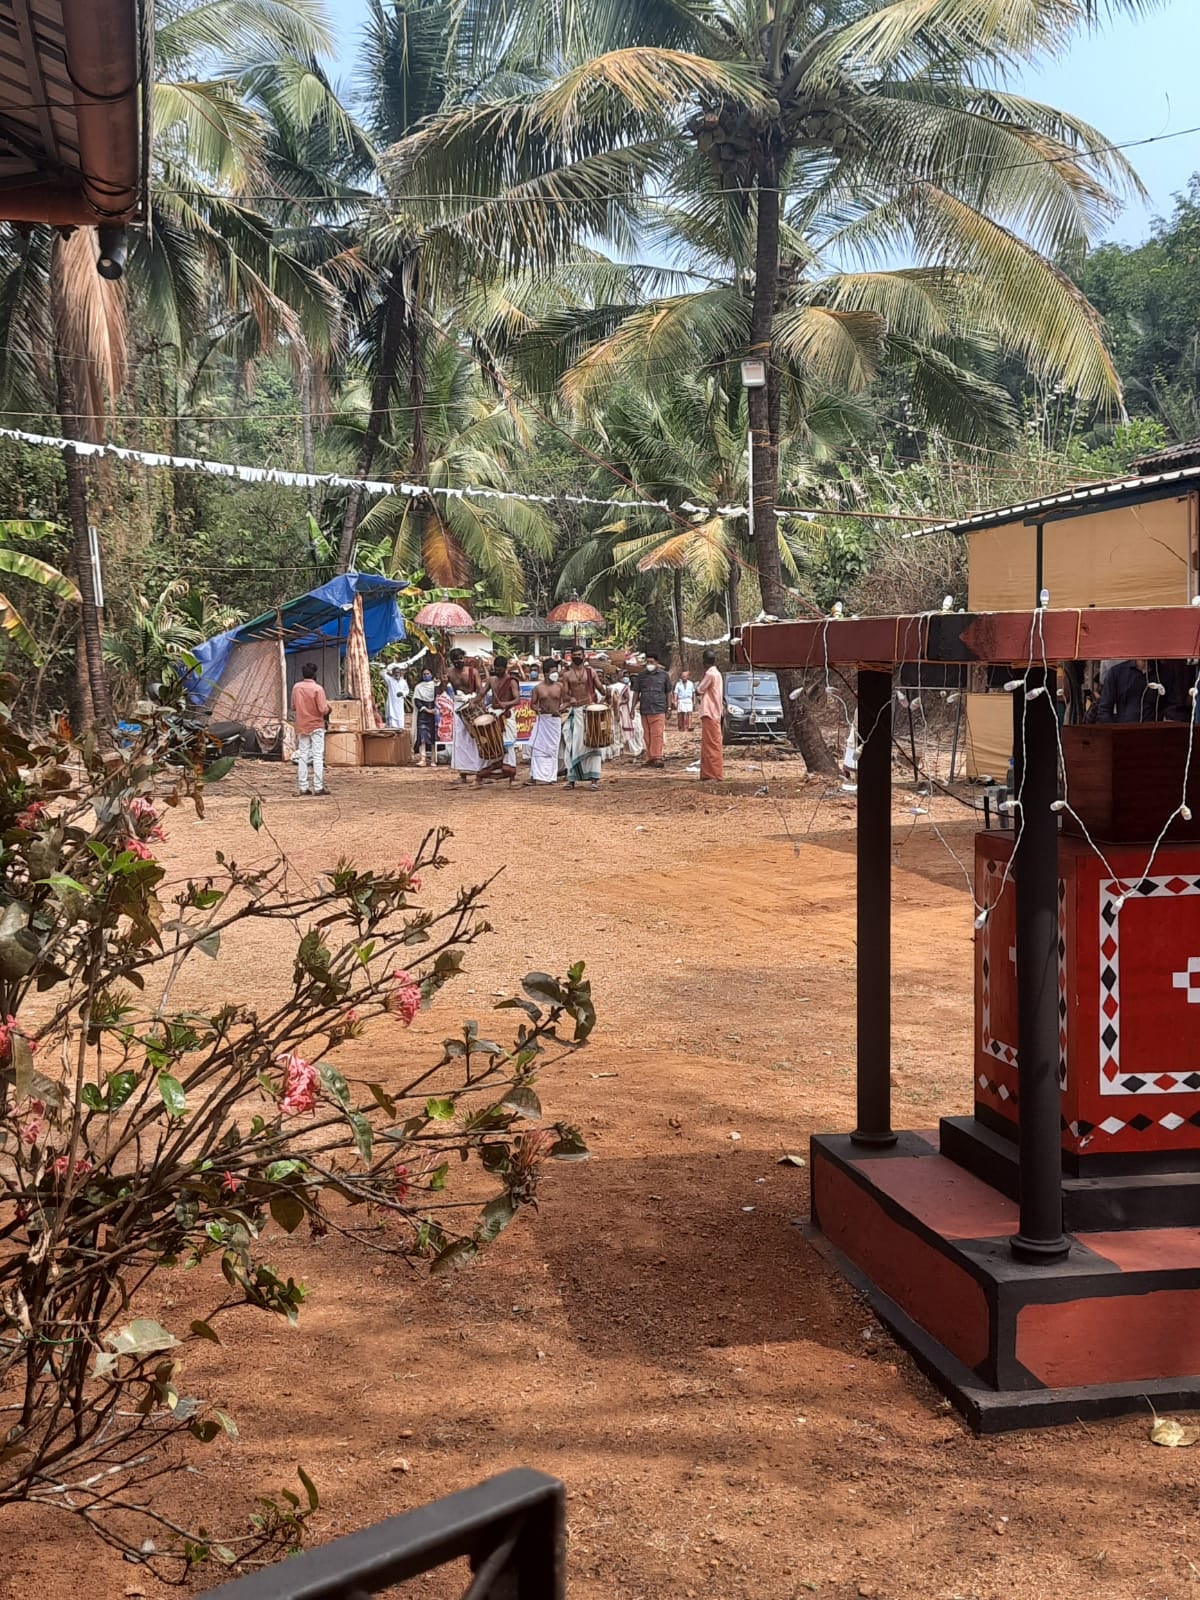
447 648 483 785
561 645 604 791
477 654 521 785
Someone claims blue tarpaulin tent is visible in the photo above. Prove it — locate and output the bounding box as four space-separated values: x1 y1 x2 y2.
186 573 407 745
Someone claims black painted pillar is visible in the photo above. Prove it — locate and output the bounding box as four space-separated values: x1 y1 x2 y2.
851 668 897 1149
1010 668 1069 1262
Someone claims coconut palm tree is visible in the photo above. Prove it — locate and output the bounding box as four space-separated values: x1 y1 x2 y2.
334 337 553 606
400 0 1158 768
0 0 346 727
0 531 79 665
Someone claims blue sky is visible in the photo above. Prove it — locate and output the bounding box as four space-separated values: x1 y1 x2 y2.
330 0 1200 246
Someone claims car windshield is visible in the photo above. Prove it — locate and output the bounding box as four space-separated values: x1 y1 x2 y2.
727 674 779 696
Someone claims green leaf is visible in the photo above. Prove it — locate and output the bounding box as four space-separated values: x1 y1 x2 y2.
501 1084 542 1119
475 1194 517 1243
189 1320 221 1345
81 1083 104 1111
297 1465 320 1512
214 1409 239 1439
430 1238 478 1276
158 1073 187 1119
270 1191 306 1234
367 1082 397 1118
522 972 564 1005
37 873 88 895
195 930 220 959
201 756 236 784
10 1032 33 1099
548 1128 590 1162
105 1318 179 1358
265 1158 307 1182
349 1113 373 1165
424 1096 456 1121
190 1419 221 1443
428 1161 449 1191
318 1063 350 1108
107 1069 139 1110
249 796 263 832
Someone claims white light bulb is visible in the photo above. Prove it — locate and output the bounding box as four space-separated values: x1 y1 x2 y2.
1113 895 1126 914
1039 588 1050 608
1050 800 1066 812
1149 681 1166 695
1182 805 1193 822
974 910 989 929
1027 685 1047 700
1003 679 1022 693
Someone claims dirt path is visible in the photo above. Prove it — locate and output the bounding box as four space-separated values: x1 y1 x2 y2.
5 741 1197 1600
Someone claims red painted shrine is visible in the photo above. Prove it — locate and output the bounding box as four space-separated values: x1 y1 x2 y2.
739 605 1200 1429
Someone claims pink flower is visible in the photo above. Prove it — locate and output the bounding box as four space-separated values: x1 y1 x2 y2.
16 800 46 830
396 857 421 892
124 837 155 862
74 1157 93 1180
277 1052 319 1117
129 798 166 843
388 970 421 1027
221 1170 243 1195
51 1154 70 1179
394 1164 410 1204
18 1119 41 1146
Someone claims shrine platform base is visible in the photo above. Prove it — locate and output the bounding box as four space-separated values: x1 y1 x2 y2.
810 1130 1200 1432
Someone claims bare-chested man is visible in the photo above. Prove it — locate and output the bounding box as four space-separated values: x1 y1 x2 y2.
528 657 565 785
447 647 483 783
561 645 604 790
476 654 521 785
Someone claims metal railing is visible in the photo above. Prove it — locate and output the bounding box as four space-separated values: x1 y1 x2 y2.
198 1467 565 1600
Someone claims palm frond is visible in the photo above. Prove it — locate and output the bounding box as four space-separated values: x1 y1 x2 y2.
772 307 885 392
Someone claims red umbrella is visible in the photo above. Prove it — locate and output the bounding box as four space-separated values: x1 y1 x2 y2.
546 595 604 626
414 600 475 629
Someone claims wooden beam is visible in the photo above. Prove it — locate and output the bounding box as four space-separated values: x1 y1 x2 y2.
10 1 61 168
737 606 1200 669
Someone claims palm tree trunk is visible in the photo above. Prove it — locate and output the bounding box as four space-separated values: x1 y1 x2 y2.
53 355 111 733
335 261 410 574
299 359 319 520
407 306 428 479
726 562 740 665
749 153 835 774
673 566 684 668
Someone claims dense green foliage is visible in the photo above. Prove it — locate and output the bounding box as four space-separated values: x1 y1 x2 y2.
0 0 1194 733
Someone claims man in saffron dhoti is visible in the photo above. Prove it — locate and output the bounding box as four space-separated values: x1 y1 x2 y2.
447 648 483 783
528 659 564 784
698 648 725 781
561 647 603 791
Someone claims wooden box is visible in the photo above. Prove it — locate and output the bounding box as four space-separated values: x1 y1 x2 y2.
362 729 411 767
327 698 363 731
977 832 1200 1161
1061 724 1200 844
324 730 362 767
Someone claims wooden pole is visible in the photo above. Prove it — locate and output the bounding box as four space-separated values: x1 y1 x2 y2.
851 668 897 1148
1010 669 1069 1262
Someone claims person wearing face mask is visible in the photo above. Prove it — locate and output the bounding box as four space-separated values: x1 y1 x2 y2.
633 650 673 768
562 646 604 789
528 657 565 784
412 667 439 767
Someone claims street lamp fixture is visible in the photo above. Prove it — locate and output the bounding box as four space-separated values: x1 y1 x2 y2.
739 356 767 389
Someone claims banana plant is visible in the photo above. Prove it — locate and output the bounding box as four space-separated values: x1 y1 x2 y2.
0 522 80 663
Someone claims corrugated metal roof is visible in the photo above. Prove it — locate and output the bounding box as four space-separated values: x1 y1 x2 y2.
0 0 143 225
1134 438 1200 474
909 461 1200 539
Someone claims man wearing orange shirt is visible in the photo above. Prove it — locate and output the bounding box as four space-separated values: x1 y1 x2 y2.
698 648 724 782
291 662 331 796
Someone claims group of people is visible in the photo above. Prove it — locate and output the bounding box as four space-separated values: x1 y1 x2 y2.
376 644 727 791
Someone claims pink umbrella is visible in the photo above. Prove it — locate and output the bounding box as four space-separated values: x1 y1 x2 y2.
546 595 604 626
414 600 475 629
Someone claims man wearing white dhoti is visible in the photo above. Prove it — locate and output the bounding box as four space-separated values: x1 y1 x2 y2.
562 647 603 790
528 659 564 784
382 663 410 730
447 649 483 782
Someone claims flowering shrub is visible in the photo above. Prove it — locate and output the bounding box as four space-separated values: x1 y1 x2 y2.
0 691 593 1575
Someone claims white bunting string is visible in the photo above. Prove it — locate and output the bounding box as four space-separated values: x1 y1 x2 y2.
0 424 821 524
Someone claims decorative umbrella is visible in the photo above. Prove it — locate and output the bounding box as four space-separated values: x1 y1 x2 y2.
546 594 604 627
547 594 604 647
414 600 475 629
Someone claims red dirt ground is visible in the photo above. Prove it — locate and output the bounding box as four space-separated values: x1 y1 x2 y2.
5 734 1199 1600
